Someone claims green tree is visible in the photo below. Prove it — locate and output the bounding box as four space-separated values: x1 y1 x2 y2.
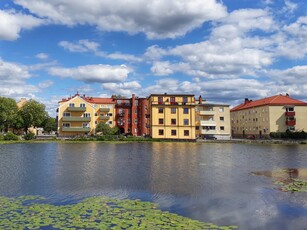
0 97 19 132
19 100 48 133
42 117 57 133
96 123 118 135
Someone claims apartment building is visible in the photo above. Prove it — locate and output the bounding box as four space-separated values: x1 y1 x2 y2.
147 93 196 140
231 94 307 138
112 94 149 136
195 96 231 140
57 93 115 136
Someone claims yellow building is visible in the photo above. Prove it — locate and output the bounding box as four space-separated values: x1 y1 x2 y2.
57 94 115 137
231 94 307 138
195 96 231 140
147 93 196 140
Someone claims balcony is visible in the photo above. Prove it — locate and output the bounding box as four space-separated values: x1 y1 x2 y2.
200 110 215 115
200 120 216 126
66 107 86 112
100 108 110 112
286 120 296 126
62 116 91 122
201 129 217 135
62 127 91 132
100 115 110 120
285 111 295 116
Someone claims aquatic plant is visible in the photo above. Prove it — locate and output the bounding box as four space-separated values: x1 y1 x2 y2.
274 178 307 192
0 196 238 229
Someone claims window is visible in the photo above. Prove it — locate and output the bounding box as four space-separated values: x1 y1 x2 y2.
171 119 176 125
135 128 138 133
80 103 86 107
69 103 75 107
83 113 91 117
135 100 138 106
158 97 163 104
135 119 138 124
219 107 224 112
62 123 70 127
119 108 123 114
220 126 225 131
95 113 98 116
183 108 189 114
183 97 188 104
196 126 199 130
184 130 189 136
159 129 164 135
108 121 113 125
63 112 70 117
159 118 164 124
135 109 137 114
171 108 176 114
82 123 90 128
117 100 122 105
171 130 177 136
170 97 175 104
145 106 147 110
128 118 131 124
183 119 189 125
220 117 224 121
95 121 97 124
158 108 164 113
108 113 113 116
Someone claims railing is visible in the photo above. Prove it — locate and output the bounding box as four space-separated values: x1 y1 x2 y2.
100 108 110 112
200 120 216 126
100 115 110 120
200 110 215 115
201 130 217 135
62 127 91 132
285 111 295 116
62 117 91 122
286 120 296 126
66 107 86 112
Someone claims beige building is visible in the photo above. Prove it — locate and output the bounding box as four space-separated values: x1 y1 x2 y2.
147 94 196 140
195 96 231 140
57 94 115 137
231 94 307 138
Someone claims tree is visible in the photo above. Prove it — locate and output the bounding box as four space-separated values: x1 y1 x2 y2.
0 97 19 132
96 123 118 135
19 100 48 133
42 117 57 133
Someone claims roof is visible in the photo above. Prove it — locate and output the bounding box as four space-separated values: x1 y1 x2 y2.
83 97 115 104
148 93 194 97
231 94 307 112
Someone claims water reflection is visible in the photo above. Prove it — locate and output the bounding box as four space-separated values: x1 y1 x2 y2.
0 142 307 229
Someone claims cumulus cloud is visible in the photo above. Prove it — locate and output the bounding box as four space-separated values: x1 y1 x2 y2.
48 64 131 83
35 53 49 60
14 0 227 39
38 80 54 89
0 59 39 97
0 9 43 40
102 81 142 96
59 40 100 53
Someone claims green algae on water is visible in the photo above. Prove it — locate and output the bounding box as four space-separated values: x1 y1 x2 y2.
0 196 238 229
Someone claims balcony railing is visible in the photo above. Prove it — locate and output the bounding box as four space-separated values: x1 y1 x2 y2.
201 129 217 135
286 120 296 126
62 127 91 132
62 116 91 122
100 115 110 120
200 110 215 115
118 113 125 117
66 107 86 112
100 108 110 112
200 120 216 126
285 111 295 116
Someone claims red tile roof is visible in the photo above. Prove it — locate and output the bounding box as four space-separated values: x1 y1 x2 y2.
83 97 115 104
231 94 307 112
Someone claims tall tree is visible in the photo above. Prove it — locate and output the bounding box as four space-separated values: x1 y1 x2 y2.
19 100 48 133
0 97 19 132
42 117 57 133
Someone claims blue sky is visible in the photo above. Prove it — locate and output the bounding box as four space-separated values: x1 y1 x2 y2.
0 0 306 117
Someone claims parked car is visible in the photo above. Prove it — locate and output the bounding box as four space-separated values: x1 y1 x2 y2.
246 135 256 140
203 135 217 140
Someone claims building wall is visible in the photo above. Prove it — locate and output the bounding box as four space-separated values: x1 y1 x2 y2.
295 106 307 131
148 94 196 140
231 105 271 137
196 104 231 139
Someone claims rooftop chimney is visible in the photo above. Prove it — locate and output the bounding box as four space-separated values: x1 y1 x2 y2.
244 98 249 104
199 95 203 104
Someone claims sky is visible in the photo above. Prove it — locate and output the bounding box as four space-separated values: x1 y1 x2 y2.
0 0 306 117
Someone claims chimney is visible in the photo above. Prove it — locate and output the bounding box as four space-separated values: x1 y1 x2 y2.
244 98 249 104
199 95 203 104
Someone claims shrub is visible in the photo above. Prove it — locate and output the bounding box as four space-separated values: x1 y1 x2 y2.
0 134 4 141
4 132 19 141
23 132 36 140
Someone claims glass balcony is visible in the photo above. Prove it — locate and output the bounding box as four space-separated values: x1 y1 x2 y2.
62 117 91 122
62 127 91 132
66 107 86 112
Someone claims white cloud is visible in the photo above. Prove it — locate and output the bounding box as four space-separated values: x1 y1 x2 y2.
0 58 30 80
0 9 43 40
102 81 141 96
38 80 54 89
58 40 100 53
282 0 298 14
48 64 131 83
151 61 174 76
14 0 227 39
35 53 49 60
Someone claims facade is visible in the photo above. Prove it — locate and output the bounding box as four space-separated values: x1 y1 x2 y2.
147 93 196 140
112 94 149 136
195 96 231 140
57 94 115 137
231 94 307 138
57 93 149 137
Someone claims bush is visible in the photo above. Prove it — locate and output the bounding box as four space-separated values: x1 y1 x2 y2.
270 131 307 140
0 134 4 141
4 132 19 141
23 132 36 140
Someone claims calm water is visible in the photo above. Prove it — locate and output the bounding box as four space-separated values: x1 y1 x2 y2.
0 142 307 229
